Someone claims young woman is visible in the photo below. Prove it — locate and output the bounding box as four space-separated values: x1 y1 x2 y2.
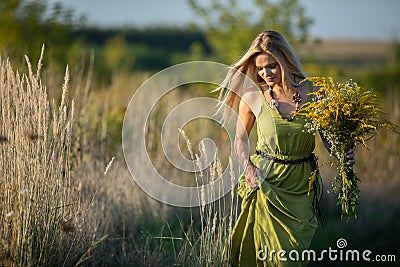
216 30 354 266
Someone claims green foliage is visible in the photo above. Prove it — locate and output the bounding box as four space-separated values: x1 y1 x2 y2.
355 64 400 93
73 26 211 72
103 34 131 72
0 0 86 76
187 0 312 63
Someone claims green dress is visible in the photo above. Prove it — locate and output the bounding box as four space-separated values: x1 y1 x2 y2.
231 87 321 267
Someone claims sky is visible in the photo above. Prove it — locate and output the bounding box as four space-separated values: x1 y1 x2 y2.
49 0 400 41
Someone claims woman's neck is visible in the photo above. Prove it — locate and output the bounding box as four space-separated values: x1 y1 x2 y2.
271 84 294 97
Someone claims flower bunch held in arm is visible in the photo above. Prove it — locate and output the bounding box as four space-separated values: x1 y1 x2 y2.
301 77 398 220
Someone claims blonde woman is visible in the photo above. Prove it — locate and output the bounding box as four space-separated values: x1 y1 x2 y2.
217 30 355 266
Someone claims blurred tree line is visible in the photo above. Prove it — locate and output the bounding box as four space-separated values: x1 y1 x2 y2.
0 0 313 82
187 0 312 63
0 0 84 65
1 0 399 91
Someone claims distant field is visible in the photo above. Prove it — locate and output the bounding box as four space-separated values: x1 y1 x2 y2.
299 39 394 65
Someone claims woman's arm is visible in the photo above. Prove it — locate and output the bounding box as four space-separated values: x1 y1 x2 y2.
319 127 356 165
235 92 261 189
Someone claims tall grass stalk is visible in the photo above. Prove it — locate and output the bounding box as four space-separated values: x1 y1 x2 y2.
0 50 79 265
176 129 239 266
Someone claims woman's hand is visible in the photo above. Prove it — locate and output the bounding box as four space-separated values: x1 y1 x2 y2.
244 161 261 190
346 148 356 165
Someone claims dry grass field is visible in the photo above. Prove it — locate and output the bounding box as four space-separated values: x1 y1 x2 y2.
1 39 399 266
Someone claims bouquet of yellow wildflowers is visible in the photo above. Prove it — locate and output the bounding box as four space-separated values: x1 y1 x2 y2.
302 77 398 220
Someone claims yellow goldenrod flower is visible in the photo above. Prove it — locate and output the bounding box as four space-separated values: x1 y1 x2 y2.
301 77 399 220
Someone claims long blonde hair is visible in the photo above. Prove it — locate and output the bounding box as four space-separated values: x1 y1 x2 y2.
217 30 306 124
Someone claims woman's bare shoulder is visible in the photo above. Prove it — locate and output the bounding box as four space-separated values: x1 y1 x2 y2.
240 86 262 116
241 86 260 103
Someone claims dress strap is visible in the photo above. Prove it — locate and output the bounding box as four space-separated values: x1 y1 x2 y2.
257 85 268 106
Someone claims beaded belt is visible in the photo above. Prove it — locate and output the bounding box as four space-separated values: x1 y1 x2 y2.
255 150 317 165
255 150 323 224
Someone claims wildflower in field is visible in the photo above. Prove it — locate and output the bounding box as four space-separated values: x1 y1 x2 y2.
301 77 398 219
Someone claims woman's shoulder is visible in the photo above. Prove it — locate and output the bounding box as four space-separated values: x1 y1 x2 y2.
239 85 262 115
298 78 320 95
241 85 262 105
301 79 324 102
296 78 312 90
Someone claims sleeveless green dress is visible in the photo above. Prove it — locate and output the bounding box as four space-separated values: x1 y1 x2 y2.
231 86 321 267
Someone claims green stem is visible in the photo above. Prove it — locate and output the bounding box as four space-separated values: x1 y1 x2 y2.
336 149 359 220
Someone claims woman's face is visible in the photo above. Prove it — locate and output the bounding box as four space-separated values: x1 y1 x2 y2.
254 53 282 87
